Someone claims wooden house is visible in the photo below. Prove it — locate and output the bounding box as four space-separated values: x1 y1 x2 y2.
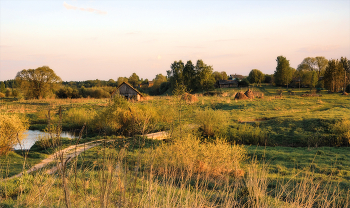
112 82 143 101
215 80 239 88
229 74 246 81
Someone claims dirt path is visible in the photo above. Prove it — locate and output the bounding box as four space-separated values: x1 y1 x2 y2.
5 140 105 180
4 131 170 181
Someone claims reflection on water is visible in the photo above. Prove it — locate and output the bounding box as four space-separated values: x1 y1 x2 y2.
13 130 78 150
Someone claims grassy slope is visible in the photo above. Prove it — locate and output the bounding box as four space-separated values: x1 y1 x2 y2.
247 146 350 191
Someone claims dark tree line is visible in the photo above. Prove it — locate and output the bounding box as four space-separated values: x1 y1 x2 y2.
273 56 350 92
167 60 216 93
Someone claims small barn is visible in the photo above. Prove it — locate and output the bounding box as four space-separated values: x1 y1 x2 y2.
215 80 239 88
112 82 143 101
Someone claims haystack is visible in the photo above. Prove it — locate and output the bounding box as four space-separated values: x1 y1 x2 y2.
244 89 254 99
235 92 248 100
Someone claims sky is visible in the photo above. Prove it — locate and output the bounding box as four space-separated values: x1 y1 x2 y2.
1 0 349 81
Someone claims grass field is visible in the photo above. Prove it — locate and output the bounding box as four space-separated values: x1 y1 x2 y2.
1 85 350 207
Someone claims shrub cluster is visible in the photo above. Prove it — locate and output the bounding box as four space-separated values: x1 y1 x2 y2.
0 114 29 155
56 86 114 99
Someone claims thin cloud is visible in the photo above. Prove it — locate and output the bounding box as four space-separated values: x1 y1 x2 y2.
63 2 107 15
63 2 77 10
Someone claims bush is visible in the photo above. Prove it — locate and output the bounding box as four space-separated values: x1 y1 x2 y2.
94 95 160 135
5 89 11 97
195 108 228 137
63 108 97 129
12 89 19 97
239 78 250 87
331 119 350 146
144 135 246 178
228 124 268 145
56 86 80 98
0 114 29 155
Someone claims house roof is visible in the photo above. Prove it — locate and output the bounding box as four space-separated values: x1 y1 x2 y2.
230 74 246 80
218 80 238 85
113 82 143 96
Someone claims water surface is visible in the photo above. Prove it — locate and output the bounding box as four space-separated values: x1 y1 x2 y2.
13 130 77 150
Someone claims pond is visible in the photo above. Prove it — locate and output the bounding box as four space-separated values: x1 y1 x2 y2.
13 130 78 150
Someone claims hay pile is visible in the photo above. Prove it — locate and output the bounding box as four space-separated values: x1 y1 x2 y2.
181 93 198 103
235 92 248 100
244 89 254 99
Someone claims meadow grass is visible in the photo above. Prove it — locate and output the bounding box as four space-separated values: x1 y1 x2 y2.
1 136 349 207
1 85 350 207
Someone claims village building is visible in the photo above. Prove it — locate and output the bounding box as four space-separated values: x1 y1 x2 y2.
139 81 153 88
112 82 143 101
215 79 239 88
229 74 246 81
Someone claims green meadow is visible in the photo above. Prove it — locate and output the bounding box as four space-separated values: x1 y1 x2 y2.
1 85 350 207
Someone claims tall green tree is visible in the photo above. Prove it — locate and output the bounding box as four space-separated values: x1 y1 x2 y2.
274 56 294 88
128 73 140 87
183 61 196 91
116 77 129 87
315 56 328 79
195 60 215 92
212 71 228 82
152 74 167 94
324 59 344 92
248 69 265 85
167 60 184 91
15 66 62 99
298 57 317 72
340 57 350 92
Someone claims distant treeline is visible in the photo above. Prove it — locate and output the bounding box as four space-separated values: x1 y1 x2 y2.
1 56 349 99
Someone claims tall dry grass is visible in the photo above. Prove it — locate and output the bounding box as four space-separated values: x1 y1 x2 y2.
1 133 348 207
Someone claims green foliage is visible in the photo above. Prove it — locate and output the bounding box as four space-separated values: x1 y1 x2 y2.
167 59 215 92
264 74 273 83
239 78 250 87
301 70 318 89
0 114 29 155
195 59 216 92
324 59 344 92
274 56 293 87
0 82 5 93
63 108 97 129
167 60 185 91
116 77 129 87
145 135 246 178
150 74 167 95
56 86 80 98
95 95 161 135
331 119 350 145
128 72 140 87
195 108 228 137
213 71 228 81
248 69 265 85
11 89 19 97
15 66 62 99
228 124 268 145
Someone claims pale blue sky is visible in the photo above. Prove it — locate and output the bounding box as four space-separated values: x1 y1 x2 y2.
1 0 349 81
